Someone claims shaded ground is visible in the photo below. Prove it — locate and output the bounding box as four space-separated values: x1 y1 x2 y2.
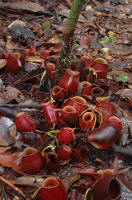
0 0 132 199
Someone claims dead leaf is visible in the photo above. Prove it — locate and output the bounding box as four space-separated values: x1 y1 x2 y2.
107 71 128 82
102 42 132 56
52 23 65 33
0 152 18 167
47 34 60 44
24 62 40 72
6 36 18 50
58 9 87 23
111 102 132 119
25 56 44 65
0 123 14 147
127 73 132 83
0 1 44 13
0 86 25 104
116 89 132 98
0 79 4 92
8 19 39 41
51 43 62 53
108 71 132 84
120 117 130 146
63 174 80 191
0 59 6 69
104 55 113 60
79 35 90 47
90 50 99 57
119 169 132 199
0 146 11 154
107 31 120 38
0 117 16 138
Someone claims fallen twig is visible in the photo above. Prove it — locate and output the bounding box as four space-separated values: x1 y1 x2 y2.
0 104 42 109
0 175 26 199
27 187 41 200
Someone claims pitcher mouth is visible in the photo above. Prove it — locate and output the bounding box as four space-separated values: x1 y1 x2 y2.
46 63 56 70
63 105 76 113
94 58 107 65
23 147 37 156
67 69 80 76
52 86 63 95
108 178 121 199
96 97 109 104
81 81 91 88
72 96 87 105
10 52 20 59
83 112 94 122
42 176 59 188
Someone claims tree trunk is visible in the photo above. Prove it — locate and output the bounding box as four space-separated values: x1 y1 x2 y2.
56 0 85 82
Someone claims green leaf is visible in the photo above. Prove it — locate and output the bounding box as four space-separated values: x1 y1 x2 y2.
42 21 52 33
42 145 56 152
109 33 115 39
101 36 109 43
119 72 127 83
51 96 56 103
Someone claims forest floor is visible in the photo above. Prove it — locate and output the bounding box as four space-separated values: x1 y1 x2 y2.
0 0 132 199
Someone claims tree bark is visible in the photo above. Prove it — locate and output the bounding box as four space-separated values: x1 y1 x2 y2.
56 0 85 82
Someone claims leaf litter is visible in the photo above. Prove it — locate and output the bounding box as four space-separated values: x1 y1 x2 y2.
0 0 132 199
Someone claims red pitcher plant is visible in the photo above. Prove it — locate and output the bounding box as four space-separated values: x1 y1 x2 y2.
40 176 67 200
62 96 88 118
58 69 80 93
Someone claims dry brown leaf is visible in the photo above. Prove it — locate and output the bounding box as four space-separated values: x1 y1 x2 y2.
111 102 132 119
104 55 113 60
5 86 25 102
90 50 99 57
103 42 132 56
0 86 25 104
58 9 87 23
24 62 40 72
0 151 23 174
25 56 44 65
107 71 128 82
52 23 65 33
0 117 16 138
0 146 11 154
6 36 18 50
47 34 60 44
0 123 14 147
116 89 132 98
108 31 120 38
0 152 18 168
79 35 90 47
0 1 44 13
119 169 132 194
0 59 6 69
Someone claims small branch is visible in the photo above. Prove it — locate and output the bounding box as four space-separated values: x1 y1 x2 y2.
0 176 26 199
0 104 42 109
27 187 41 200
